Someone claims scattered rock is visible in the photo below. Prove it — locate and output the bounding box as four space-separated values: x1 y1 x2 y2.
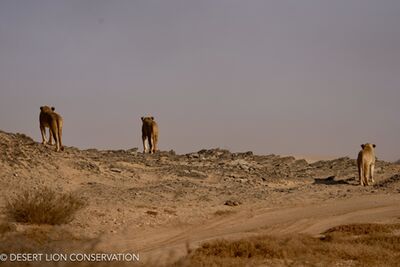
85 149 99 153
146 210 158 216
187 153 200 159
127 148 139 153
110 168 122 173
224 200 241 206
242 151 253 157
178 169 208 179
374 174 400 188
76 161 100 172
189 170 208 179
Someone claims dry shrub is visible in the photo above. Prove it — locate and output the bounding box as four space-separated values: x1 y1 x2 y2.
324 223 400 236
0 226 106 267
5 186 86 225
0 226 83 253
172 223 400 267
0 226 136 267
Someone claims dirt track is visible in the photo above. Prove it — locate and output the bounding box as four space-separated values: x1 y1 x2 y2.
102 194 400 262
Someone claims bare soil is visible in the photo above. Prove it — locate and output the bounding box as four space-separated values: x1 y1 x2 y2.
1 130 400 266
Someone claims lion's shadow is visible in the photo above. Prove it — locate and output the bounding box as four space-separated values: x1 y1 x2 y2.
313 176 356 185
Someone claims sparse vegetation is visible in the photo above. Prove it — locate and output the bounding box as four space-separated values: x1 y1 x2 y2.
324 223 400 235
0 226 107 267
5 186 86 225
172 223 400 266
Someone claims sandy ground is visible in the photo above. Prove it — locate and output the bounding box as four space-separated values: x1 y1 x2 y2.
0 130 399 264
104 194 400 263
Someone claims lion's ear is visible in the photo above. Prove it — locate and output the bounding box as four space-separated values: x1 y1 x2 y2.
361 144 365 149
373 144 376 148
151 117 154 120
40 106 43 111
141 117 144 121
51 107 55 111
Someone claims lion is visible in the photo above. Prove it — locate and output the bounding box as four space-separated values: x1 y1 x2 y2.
357 143 376 186
141 116 158 154
39 106 64 152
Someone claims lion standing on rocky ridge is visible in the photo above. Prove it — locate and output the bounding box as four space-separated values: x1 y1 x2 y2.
39 106 64 152
141 116 158 154
357 143 376 186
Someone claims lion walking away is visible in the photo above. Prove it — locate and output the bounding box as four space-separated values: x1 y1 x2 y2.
39 106 64 152
141 116 158 154
357 143 376 186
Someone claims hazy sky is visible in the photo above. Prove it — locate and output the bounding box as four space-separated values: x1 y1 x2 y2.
0 1 399 161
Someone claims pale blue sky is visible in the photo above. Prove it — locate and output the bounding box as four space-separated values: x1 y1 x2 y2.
0 1 399 161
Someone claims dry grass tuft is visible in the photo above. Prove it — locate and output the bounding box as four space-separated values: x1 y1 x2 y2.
5 186 86 225
0 226 107 267
324 223 400 235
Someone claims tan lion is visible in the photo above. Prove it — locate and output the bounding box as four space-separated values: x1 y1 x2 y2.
39 106 64 152
141 116 158 154
357 143 376 186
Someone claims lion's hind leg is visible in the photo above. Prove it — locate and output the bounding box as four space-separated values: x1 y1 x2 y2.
369 163 375 184
40 125 47 145
151 134 157 154
142 135 148 153
363 162 370 186
48 128 54 145
49 121 60 152
147 134 154 154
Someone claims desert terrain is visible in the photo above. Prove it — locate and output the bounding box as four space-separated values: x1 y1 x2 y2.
1 130 400 266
